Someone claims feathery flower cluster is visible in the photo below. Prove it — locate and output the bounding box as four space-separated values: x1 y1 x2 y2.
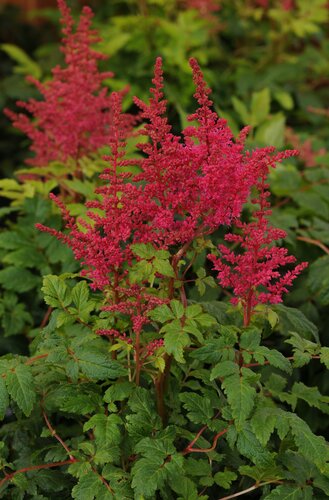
37 56 304 338
5 0 132 168
209 152 307 327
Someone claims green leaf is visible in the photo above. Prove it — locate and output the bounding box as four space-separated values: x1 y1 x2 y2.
1 43 41 78
170 300 185 319
289 416 329 472
148 304 175 323
307 256 329 306
237 426 274 466
320 347 329 368
0 267 39 293
103 382 133 403
179 393 214 424
131 243 157 259
222 374 256 430
84 414 122 455
74 347 125 380
210 361 239 380
251 88 270 126
264 485 313 499
214 470 237 489
292 382 326 410
153 258 175 277
71 281 94 321
273 304 319 342
42 275 72 308
171 476 199 500
253 346 292 373
251 406 277 446
255 113 285 147
0 377 9 420
72 471 113 500
164 329 190 363
131 437 184 498
6 364 36 416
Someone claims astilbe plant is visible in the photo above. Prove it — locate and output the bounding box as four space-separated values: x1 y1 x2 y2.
37 57 305 411
5 0 132 174
2 55 329 500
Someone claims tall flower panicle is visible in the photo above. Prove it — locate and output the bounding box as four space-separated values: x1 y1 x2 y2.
209 153 307 327
5 0 132 168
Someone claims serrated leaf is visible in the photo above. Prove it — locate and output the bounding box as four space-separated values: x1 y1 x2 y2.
264 485 312 499
222 374 256 430
179 393 214 423
214 470 237 489
237 427 273 466
170 300 185 319
254 346 292 373
42 275 71 308
0 267 39 293
72 471 113 500
251 407 277 446
74 347 125 380
320 347 329 368
131 437 184 498
83 414 122 450
0 377 9 420
164 330 190 363
292 382 326 410
71 281 94 321
131 243 157 259
148 304 175 323
273 304 319 342
104 382 133 403
153 258 175 277
289 417 329 472
307 256 329 306
6 364 36 416
210 361 239 380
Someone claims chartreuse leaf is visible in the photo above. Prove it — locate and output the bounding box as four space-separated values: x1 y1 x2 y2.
131 435 184 498
0 377 9 420
42 275 72 308
264 485 313 499
72 471 114 500
6 364 36 416
222 374 256 430
179 393 214 424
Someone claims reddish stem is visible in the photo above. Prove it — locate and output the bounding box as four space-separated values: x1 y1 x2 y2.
182 427 229 455
0 459 77 488
42 410 74 460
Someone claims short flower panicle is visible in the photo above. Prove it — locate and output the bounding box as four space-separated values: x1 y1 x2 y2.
209 154 307 327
